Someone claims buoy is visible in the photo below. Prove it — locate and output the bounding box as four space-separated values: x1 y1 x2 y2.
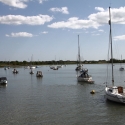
90 90 95 94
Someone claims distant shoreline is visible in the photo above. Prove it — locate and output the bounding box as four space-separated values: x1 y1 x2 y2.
0 59 124 67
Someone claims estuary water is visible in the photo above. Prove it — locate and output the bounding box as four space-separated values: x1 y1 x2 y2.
0 64 125 125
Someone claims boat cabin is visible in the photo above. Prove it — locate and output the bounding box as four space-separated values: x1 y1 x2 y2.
79 69 89 78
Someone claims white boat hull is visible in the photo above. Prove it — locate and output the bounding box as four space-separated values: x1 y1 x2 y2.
105 87 125 103
0 81 7 84
53 66 58 70
77 76 93 83
30 66 36 69
25 66 30 69
57 65 63 68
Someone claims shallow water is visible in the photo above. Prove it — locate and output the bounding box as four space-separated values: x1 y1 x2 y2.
0 64 125 125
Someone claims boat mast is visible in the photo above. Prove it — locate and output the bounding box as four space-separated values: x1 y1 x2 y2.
121 55 122 66
31 54 33 67
78 35 81 66
109 7 114 85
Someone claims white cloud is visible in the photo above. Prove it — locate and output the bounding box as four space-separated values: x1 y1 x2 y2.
5 34 9 37
41 31 48 34
113 35 125 41
73 32 83 34
0 0 48 8
39 0 47 4
98 29 104 32
0 14 53 25
6 32 33 37
48 7 125 29
0 0 28 8
48 17 100 29
95 7 104 12
92 33 100 36
85 31 89 33
50 7 69 14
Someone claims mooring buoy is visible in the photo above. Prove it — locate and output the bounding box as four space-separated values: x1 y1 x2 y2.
90 90 95 94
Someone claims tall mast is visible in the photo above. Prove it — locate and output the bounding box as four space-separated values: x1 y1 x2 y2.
78 35 81 65
121 55 122 66
109 7 114 85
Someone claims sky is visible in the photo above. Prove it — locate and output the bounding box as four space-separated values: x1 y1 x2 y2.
0 0 125 61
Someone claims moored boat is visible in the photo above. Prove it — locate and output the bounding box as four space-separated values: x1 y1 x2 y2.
77 68 93 83
119 55 124 71
36 71 43 77
105 7 125 104
4 67 7 70
12 69 19 73
29 69 34 74
0 77 7 86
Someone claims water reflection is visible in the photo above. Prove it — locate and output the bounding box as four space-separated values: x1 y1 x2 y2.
0 64 125 124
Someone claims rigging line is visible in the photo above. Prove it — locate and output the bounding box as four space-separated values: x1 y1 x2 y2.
111 25 123 83
106 30 111 85
112 25 120 61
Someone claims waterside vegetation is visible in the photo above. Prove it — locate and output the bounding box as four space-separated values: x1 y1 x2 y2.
0 58 125 67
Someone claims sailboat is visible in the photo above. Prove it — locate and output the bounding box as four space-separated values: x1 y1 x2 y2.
29 68 34 74
50 56 58 70
12 68 19 73
119 55 124 71
12 61 19 73
24 59 30 69
77 68 93 83
105 7 125 103
75 35 83 71
30 55 36 69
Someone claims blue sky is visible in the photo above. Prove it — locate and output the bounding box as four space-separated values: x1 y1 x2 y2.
0 0 125 61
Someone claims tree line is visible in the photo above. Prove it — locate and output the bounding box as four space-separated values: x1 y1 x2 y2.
0 59 125 66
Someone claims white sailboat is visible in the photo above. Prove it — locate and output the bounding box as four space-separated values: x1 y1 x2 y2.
50 56 58 70
119 55 124 71
105 7 125 103
75 35 83 71
12 61 19 73
30 55 36 69
12 68 19 73
24 60 30 69
77 68 93 83
76 35 93 83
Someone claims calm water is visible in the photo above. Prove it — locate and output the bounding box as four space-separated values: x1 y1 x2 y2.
0 64 125 125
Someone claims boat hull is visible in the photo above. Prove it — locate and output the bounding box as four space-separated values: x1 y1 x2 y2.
77 76 93 83
0 82 7 86
105 87 125 103
30 67 36 69
36 74 43 77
